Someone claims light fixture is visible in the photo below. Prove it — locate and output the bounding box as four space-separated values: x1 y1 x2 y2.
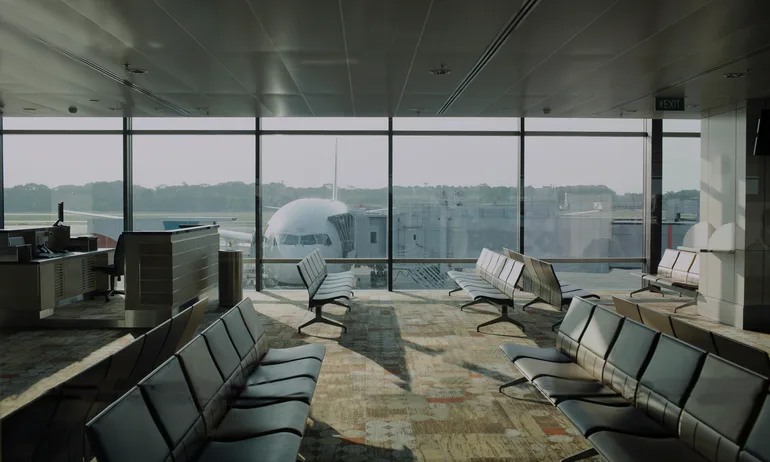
89 99 100 102
154 108 164 112
429 64 451 76
687 104 700 108
623 108 639 113
723 72 745 79
108 107 123 111
194 107 208 112
124 64 148 75
22 107 37 111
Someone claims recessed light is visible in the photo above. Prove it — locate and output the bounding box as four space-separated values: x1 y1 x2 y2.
124 64 148 75
687 104 700 108
429 64 451 76
723 72 745 79
108 107 123 111
22 107 37 111
194 107 208 112
89 99 100 102
623 108 638 113
154 108 164 112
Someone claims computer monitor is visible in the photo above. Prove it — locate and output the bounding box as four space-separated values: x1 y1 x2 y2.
8 236 25 247
54 202 65 226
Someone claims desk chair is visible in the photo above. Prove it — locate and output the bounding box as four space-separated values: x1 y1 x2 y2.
94 234 125 302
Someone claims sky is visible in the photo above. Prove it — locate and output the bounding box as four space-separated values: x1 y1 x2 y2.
2 117 702 195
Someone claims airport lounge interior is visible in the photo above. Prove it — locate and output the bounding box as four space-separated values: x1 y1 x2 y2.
1 1 770 461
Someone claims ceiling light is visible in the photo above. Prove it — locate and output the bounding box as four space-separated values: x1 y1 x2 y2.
154 108 164 112
195 107 208 112
124 64 148 75
89 99 100 102
687 104 699 108
108 107 123 111
723 72 745 79
22 107 37 111
429 64 451 76
623 108 638 113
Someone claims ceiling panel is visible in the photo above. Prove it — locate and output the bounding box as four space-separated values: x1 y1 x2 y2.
246 0 344 52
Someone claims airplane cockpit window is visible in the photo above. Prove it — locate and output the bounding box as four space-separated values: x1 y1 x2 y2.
283 235 299 245
314 234 333 246
300 235 316 246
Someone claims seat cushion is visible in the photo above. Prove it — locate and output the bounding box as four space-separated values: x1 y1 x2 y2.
533 376 618 404
558 400 674 438
499 344 573 364
260 344 326 365
588 432 707 462
515 358 595 382
246 359 323 385
197 432 302 462
214 401 310 440
234 377 317 407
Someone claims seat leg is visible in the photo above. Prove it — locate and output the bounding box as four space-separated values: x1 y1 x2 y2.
298 307 347 334
560 448 597 462
476 305 525 332
673 299 696 312
629 285 656 297
521 297 542 312
498 377 527 392
460 299 486 311
448 287 462 296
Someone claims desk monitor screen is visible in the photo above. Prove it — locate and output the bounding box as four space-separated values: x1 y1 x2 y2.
8 236 25 247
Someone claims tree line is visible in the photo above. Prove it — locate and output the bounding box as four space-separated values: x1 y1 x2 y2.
3 181 699 213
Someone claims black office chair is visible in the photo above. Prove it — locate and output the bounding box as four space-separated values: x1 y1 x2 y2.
94 234 125 302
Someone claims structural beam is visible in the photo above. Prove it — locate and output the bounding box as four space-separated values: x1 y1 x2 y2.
255 117 263 291
387 117 394 291
0 116 4 229
644 119 663 273
518 117 525 253
122 117 133 231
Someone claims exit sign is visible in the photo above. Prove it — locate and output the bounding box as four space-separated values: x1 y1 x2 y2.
655 97 685 111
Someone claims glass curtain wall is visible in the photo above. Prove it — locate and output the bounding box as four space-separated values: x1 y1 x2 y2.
1 116 660 291
662 120 701 252
1 118 123 248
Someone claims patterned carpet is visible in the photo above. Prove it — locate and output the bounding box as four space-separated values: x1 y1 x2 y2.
250 290 600 461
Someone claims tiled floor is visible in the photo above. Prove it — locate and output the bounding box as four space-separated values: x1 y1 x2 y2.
1 290 769 461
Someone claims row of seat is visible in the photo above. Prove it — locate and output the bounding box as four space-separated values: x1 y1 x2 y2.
86 297 326 462
296 248 355 333
504 248 599 330
1 297 207 462
614 296 770 378
631 248 700 311
499 297 769 462
447 248 526 331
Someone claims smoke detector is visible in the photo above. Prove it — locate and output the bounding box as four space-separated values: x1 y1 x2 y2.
429 64 451 76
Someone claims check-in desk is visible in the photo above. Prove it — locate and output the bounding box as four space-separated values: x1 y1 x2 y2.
0 249 113 327
123 225 219 328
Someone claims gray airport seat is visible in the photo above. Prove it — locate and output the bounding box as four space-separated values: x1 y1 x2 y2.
153 304 194 368
296 249 354 333
631 249 699 312
670 317 717 354
126 318 172 385
612 296 642 322
712 333 770 378
638 305 675 336
740 394 770 462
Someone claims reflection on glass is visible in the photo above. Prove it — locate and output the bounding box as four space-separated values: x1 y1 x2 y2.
261 117 387 131
526 117 645 132
2 117 122 131
132 135 257 287
524 137 644 266
132 117 255 131
3 135 123 247
662 119 701 133
662 137 701 251
553 263 643 290
392 263 476 290
393 117 518 131
261 135 388 288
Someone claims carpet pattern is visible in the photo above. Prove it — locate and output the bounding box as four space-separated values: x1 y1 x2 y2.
251 291 598 461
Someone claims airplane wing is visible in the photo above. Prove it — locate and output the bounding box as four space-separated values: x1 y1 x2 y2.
264 206 281 210
219 229 253 242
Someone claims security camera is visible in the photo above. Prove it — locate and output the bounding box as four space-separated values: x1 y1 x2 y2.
68 106 78 114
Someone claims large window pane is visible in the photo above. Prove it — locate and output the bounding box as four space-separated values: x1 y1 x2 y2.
662 137 701 251
393 117 519 131
663 119 701 133
392 135 518 290
3 135 123 246
132 135 256 287
524 136 644 263
132 117 255 131
261 135 387 289
3 117 122 131
526 118 645 132
261 118 387 131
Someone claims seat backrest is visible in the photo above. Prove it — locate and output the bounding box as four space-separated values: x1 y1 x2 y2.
236 298 270 362
491 258 516 292
139 357 206 462
481 252 506 281
740 394 770 462
670 318 717 354
686 254 700 286
476 248 490 270
555 297 597 360
521 255 543 299
636 335 706 433
499 260 524 299
602 319 659 401
575 306 624 379
504 248 535 293
713 333 770 378
113 233 126 276
612 296 642 322
638 305 675 336
222 306 259 372
534 259 565 307
175 336 227 434
127 319 172 385
85 387 171 462
657 249 680 277
671 250 696 283
679 355 769 462
176 297 208 351
154 306 194 369
102 337 145 397
1 388 61 462
297 250 327 298
201 321 241 381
